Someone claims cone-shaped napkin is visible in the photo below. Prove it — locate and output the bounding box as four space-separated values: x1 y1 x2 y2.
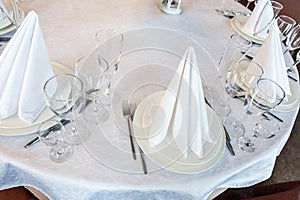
252 25 291 96
242 0 273 39
148 47 218 158
0 11 55 123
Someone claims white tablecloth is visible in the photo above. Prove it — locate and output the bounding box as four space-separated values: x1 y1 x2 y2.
0 0 298 200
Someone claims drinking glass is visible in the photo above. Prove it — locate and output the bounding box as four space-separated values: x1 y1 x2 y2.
287 50 300 75
208 34 252 117
95 29 124 106
253 0 283 37
0 0 21 27
43 74 89 145
38 119 73 163
285 23 300 53
276 15 296 41
225 59 263 98
223 59 263 139
75 54 110 124
238 78 285 151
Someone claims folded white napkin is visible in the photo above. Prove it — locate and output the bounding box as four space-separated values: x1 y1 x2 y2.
0 11 55 123
252 25 291 96
242 0 274 39
148 47 218 158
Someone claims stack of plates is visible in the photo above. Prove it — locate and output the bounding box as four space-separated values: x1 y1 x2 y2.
133 91 225 174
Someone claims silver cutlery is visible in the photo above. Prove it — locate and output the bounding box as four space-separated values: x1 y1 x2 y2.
122 100 136 160
204 97 235 156
130 103 147 174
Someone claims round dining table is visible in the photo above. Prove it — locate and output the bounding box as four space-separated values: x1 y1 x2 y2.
0 0 299 200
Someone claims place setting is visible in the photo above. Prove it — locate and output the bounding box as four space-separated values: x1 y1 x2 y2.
216 20 300 154
69 27 233 175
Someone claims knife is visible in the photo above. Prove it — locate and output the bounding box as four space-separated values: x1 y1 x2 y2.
24 119 70 149
204 97 235 156
24 98 92 149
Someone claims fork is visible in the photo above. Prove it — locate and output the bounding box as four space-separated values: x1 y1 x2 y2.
130 103 148 174
122 100 136 160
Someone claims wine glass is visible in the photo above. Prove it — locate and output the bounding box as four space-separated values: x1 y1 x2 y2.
208 34 252 117
276 15 296 41
75 54 110 124
286 50 300 75
0 0 21 28
239 78 285 151
253 0 283 37
95 29 124 106
37 119 73 163
225 59 263 98
223 59 263 139
43 74 89 145
285 23 300 53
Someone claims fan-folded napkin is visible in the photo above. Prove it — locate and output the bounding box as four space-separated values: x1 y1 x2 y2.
252 25 291 96
242 0 273 39
0 11 55 123
148 47 218 158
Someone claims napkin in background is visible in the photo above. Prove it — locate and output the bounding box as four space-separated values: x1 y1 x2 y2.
242 0 273 39
148 47 219 158
252 25 291 96
0 11 55 123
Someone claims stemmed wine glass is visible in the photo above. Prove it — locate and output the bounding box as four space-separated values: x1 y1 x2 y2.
43 74 89 145
287 50 300 74
253 0 283 37
284 23 300 53
224 59 264 138
276 15 296 41
238 78 285 152
75 54 110 124
38 119 73 163
0 0 21 28
95 29 124 106
208 34 252 117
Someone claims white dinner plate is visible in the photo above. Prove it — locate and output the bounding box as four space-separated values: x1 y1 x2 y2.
231 15 265 45
0 10 25 35
274 79 300 112
133 91 225 174
0 62 73 136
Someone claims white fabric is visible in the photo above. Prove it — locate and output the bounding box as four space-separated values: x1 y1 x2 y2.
0 1 298 200
242 0 273 39
148 47 216 158
252 25 291 96
0 11 54 123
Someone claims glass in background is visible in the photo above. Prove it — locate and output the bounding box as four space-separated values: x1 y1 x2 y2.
95 29 124 106
75 55 110 124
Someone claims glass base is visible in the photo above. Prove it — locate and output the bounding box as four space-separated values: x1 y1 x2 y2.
223 116 245 138
253 118 280 139
238 136 255 153
84 103 110 124
49 143 73 163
